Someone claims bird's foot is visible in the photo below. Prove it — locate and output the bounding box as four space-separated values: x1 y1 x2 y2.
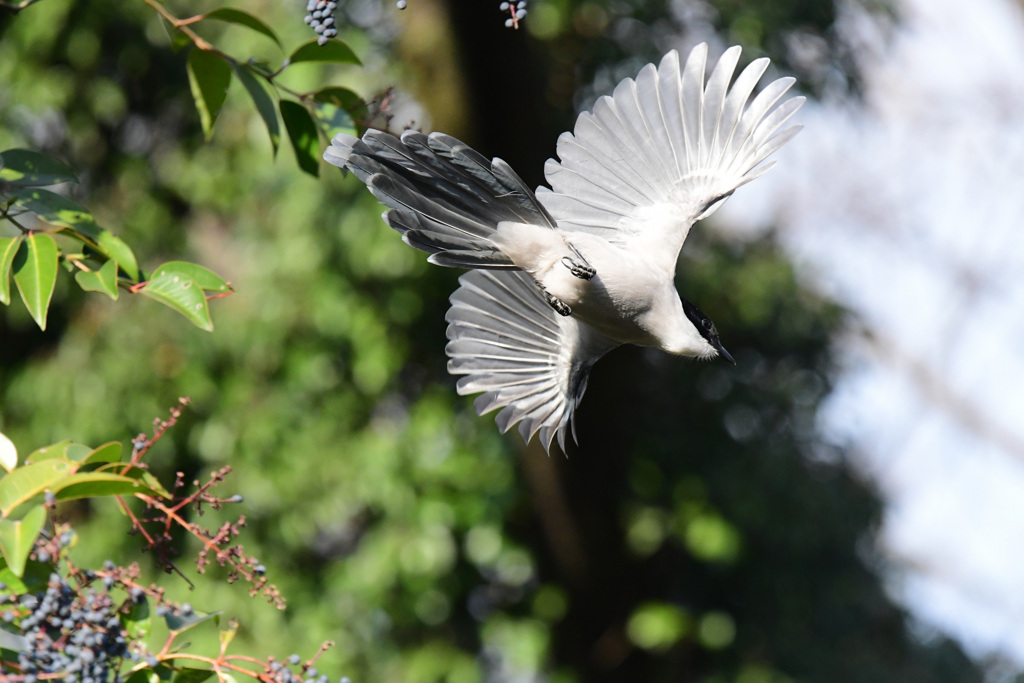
545 291 572 316
561 256 595 280
562 242 596 280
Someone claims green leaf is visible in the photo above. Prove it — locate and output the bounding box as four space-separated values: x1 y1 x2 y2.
96 232 139 281
0 432 16 473
52 472 165 501
280 100 320 177
122 595 151 640
0 236 22 305
0 149 77 187
0 557 52 594
233 64 280 156
7 188 138 279
288 39 361 66
0 459 72 517
75 258 120 300
171 668 215 683
138 271 213 331
83 441 123 465
313 87 365 113
8 187 95 233
151 261 231 293
187 49 232 141
126 669 160 683
65 443 92 462
202 8 281 47
312 99 357 142
0 505 46 577
12 232 58 331
26 440 76 463
163 609 221 634
118 468 172 499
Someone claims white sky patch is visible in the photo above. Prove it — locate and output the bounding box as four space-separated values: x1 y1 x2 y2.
718 0 1024 666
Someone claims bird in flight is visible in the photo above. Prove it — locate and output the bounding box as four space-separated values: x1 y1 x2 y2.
324 43 803 453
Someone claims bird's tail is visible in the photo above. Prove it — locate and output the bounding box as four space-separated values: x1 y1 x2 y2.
325 130 557 269
445 269 618 453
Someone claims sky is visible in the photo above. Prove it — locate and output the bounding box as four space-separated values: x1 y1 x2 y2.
718 0 1024 667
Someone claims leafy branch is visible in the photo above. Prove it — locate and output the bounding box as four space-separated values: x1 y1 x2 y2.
144 0 367 176
0 150 234 331
0 401 343 682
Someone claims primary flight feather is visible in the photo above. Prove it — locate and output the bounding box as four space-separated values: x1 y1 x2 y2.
324 43 804 453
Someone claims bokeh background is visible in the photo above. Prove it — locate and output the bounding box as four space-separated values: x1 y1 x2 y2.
2 0 1023 680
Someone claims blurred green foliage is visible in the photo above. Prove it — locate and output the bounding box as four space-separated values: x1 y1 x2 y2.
0 0 982 681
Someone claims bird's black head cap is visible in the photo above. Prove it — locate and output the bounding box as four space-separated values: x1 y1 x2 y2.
681 298 736 364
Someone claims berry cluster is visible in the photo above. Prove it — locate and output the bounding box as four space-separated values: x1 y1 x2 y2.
500 1 527 29
303 0 338 46
10 573 133 683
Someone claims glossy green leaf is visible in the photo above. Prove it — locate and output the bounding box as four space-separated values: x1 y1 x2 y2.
0 432 16 473
234 64 280 156
0 236 22 305
12 232 58 331
0 505 46 577
127 469 172 499
312 99 356 142
163 609 221 634
52 471 164 501
7 188 138 279
150 261 231 292
96 232 139 280
95 463 172 499
75 258 120 300
83 441 123 465
8 187 95 232
126 669 162 683
202 8 281 47
139 271 213 331
0 149 77 187
187 49 232 141
288 39 361 65
26 440 76 463
171 668 215 683
0 459 72 516
0 558 52 594
313 86 365 113
280 100 320 177
122 595 151 640
65 443 91 462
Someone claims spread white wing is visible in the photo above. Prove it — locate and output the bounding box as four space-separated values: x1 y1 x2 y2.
537 43 804 275
445 270 619 453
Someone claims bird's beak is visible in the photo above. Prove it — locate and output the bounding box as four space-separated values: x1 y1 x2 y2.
717 344 736 365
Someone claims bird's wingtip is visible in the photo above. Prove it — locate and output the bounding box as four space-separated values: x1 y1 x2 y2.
323 132 360 169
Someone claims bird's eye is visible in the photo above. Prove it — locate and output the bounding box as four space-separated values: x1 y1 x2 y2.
702 318 713 329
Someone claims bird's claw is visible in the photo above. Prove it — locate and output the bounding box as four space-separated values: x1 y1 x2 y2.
561 256 595 280
546 292 572 316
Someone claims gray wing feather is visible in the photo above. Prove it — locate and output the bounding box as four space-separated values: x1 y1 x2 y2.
324 130 556 268
445 270 618 453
